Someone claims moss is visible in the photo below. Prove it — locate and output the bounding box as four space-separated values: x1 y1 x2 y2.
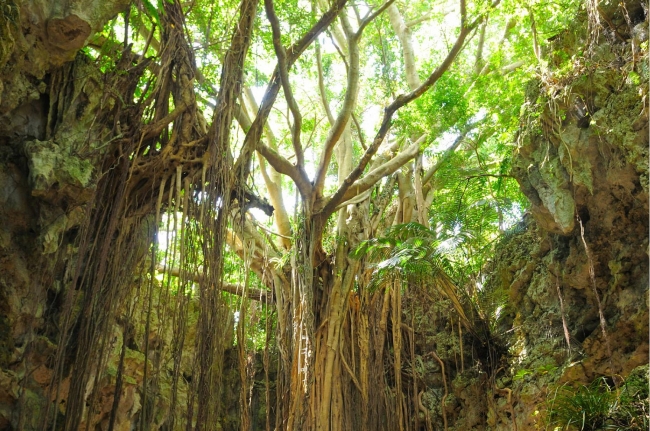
624 364 649 400
0 0 17 69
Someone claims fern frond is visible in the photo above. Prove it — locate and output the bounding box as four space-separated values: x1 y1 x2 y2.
351 222 471 327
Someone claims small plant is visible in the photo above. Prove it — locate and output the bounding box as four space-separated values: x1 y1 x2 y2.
546 367 649 431
513 368 533 381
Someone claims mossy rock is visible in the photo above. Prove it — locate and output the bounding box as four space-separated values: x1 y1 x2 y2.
624 364 649 400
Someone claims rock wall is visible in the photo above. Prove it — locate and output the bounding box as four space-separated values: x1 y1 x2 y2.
479 2 649 429
0 0 130 119
407 2 649 429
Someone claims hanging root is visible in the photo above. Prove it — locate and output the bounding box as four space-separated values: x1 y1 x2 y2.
495 387 517 431
555 272 571 353
429 351 448 431
577 215 612 362
418 390 433 431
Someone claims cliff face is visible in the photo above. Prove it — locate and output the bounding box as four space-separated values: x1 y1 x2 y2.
0 1 126 428
479 2 649 429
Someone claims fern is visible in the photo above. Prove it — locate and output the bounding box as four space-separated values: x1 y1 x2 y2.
352 222 470 327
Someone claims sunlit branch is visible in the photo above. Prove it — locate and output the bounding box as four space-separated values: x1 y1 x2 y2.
156 265 274 302
239 90 293 246
313 10 361 197
328 31 350 69
460 0 467 26
244 87 280 150
286 0 348 62
332 188 373 211
336 135 425 205
315 41 335 124
233 102 252 130
463 17 517 96
352 3 363 25
420 122 480 187
264 0 305 168
252 219 293 240
501 60 525 74
351 113 366 150
228 214 283 274
528 6 541 62
356 0 396 36
242 91 293 245
234 97 311 201
464 174 514 180
318 0 349 56
321 12 481 217
474 19 487 74
388 4 420 89
476 17 516 76
235 0 349 181
414 153 427 226
256 152 293 248
405 13 433 28
258 143 313 197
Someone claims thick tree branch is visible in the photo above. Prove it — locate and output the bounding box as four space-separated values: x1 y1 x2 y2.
234 0 349 182
206 0 258 169
157 265 274 302
460 0 467 26
264 0 305 168
406 13 434 28
387 4 420 89
141 101 189 140
320 11 483 217
335 135 425 205
258 143 313 197
236 90 299 242
256 152 293 248
313 11 361 197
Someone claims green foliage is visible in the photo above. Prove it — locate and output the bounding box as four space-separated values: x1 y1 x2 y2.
141 0 162 27
0 0 17 25
513 363 558 382
353 221 515 373
513 368 533 381
351 222 454 288
395 70 471 137
428 147 528 281
352 222 469 324
546 369 650 431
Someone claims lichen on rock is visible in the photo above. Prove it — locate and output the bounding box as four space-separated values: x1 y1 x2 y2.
23 139 93 202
